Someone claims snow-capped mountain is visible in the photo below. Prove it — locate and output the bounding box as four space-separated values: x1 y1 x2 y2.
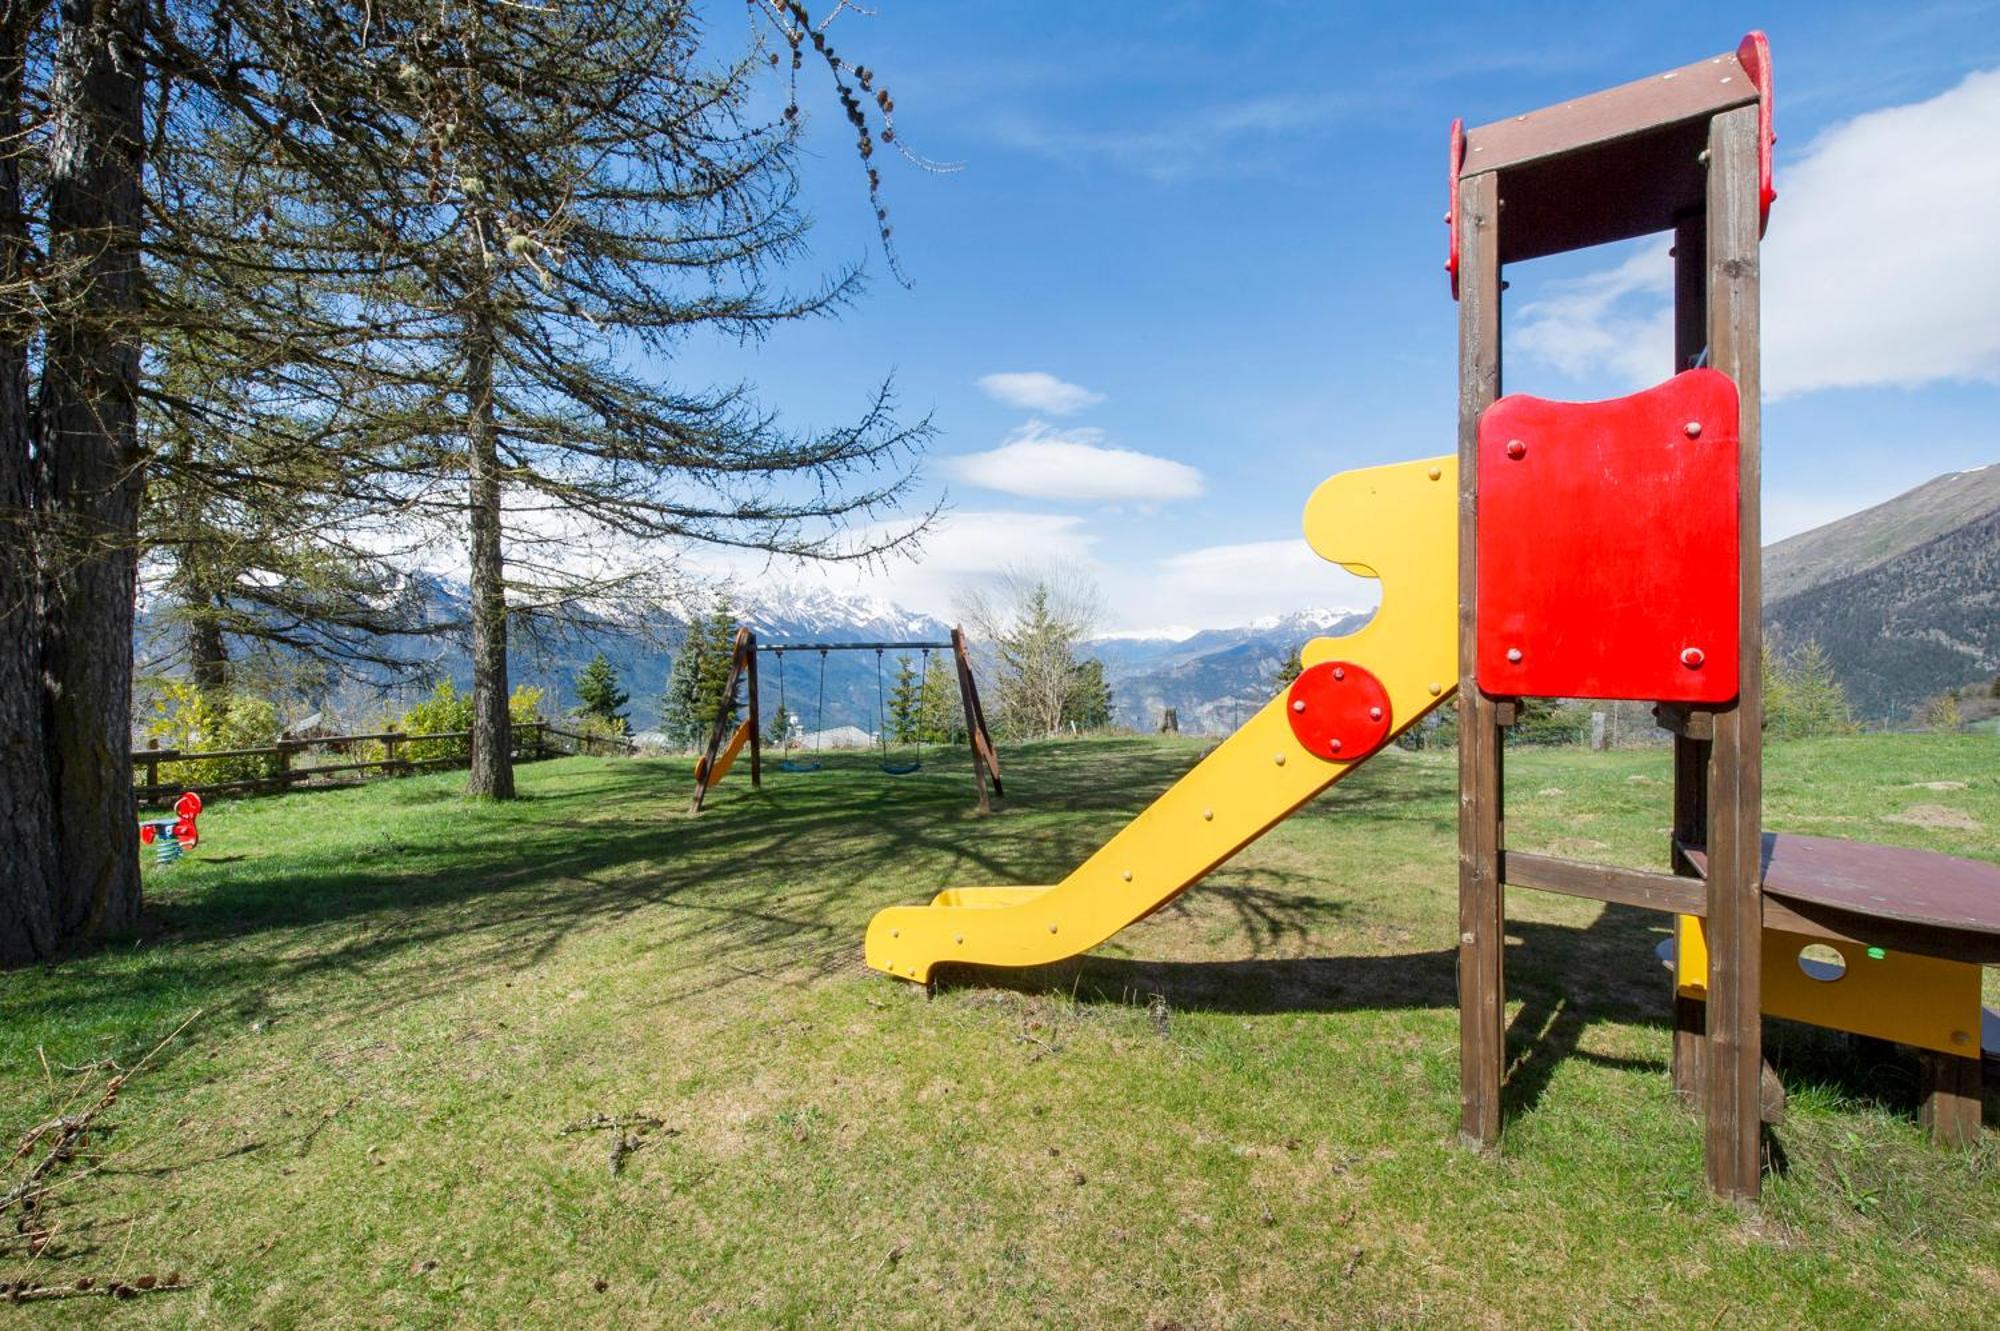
738 584 951 645
1086 606 1375 733
140 571 1368 738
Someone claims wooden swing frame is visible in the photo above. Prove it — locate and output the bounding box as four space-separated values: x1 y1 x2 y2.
689 626 1004 814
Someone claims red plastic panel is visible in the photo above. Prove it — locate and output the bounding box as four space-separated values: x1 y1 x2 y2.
1286 661 1392 763
1736 31 1776 234
1476 369 1740 704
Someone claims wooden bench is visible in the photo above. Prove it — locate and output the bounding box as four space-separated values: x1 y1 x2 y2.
1674 833 1999 1146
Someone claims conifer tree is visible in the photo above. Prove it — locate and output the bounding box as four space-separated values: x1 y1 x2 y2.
886 653 921 742
767 701 794 747
574 652 630 731
1070 658 1113 730
660 605 731 748
916 660 963 743
1273 647 1304 688
1784 639 1854 738
692 603 743 740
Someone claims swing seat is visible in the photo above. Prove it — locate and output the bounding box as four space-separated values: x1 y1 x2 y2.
781 758 822 773
879 760 921 776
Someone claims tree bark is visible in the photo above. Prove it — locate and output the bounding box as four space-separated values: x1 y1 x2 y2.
463 239 513 799
0 0 58 966
39 0 144 941
186 597 227 693
165 433 228 694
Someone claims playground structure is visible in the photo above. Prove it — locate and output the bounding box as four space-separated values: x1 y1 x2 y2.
690 626 1003 814
138 792 202 866
865 33 1998 1201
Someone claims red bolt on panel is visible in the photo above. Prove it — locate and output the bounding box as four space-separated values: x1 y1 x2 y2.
1286 661 1392 763
1476 369 1740 705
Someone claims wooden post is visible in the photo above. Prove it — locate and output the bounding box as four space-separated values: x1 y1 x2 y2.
745 631 762 789
386 725 404 776
1455 168 1507 1151
144 736 160 794
1669 209 1711 1108
689 627 752 813
963 647 1002 796
1918 1051 1983 1147
951 626 993 813
272 738 293 792
1702 104 1766 1202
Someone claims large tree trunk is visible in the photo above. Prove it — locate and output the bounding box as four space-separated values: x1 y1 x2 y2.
463 275 513 799
0 0 58 966
39 0 144 941
165 432 229 695
186 596 227 693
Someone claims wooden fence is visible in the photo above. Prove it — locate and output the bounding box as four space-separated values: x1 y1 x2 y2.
132 721 636 804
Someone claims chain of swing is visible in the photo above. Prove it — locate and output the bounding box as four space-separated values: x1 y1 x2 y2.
770 646 930 776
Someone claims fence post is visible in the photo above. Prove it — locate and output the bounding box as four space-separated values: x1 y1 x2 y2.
144 737 160 795
272 738 293 792
386 725 403 775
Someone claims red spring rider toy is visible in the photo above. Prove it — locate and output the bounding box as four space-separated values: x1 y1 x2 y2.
139 792 202 866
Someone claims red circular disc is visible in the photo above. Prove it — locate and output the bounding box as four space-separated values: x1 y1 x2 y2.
1285 661 1392 763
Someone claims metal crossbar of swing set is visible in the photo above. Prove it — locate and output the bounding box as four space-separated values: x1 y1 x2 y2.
756 641 955 653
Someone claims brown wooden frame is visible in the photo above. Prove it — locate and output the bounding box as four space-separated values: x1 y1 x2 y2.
689 627 759 813
1455 46 1771 1199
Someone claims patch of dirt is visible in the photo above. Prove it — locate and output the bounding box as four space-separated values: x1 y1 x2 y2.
1906 780 1969 791
1880 804 1981 832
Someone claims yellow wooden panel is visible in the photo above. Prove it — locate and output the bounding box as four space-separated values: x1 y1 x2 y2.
698 719 753 789
864 454 1459 983
1676 915 1981 1055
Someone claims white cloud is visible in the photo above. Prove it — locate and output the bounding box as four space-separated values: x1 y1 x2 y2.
1763 68 2000 396
1513 241 1673 386
714 510 1099 623
951 421 1204 503
986 91 1362 183
713 519 1384 638
1098 538 1378 636
976 371 1105 415
1513 68 2000 398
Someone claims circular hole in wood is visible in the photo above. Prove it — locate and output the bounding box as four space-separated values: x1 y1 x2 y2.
1797 943 1847 983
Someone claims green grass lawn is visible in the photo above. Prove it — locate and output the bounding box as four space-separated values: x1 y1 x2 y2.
4 733 1997 1328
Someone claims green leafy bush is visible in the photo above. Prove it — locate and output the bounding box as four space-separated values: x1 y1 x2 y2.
144 682 283 787
394 681 544 762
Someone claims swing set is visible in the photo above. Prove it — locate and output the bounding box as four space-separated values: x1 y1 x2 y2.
689 626 1003 814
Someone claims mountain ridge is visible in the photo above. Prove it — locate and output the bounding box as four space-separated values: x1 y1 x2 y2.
139 463 1999 736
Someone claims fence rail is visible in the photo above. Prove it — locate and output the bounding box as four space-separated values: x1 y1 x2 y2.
132 721 636 804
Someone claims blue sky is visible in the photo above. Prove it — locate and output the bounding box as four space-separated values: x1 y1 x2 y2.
669 2 2000 635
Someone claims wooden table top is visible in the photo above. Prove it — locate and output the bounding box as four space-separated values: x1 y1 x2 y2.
1684 832 2000 940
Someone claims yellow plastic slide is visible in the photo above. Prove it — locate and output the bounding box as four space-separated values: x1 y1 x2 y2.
865 454 1461 983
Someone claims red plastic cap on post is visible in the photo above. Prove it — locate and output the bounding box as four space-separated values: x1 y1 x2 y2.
1445 118 1465 299
1736 30 1777 233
